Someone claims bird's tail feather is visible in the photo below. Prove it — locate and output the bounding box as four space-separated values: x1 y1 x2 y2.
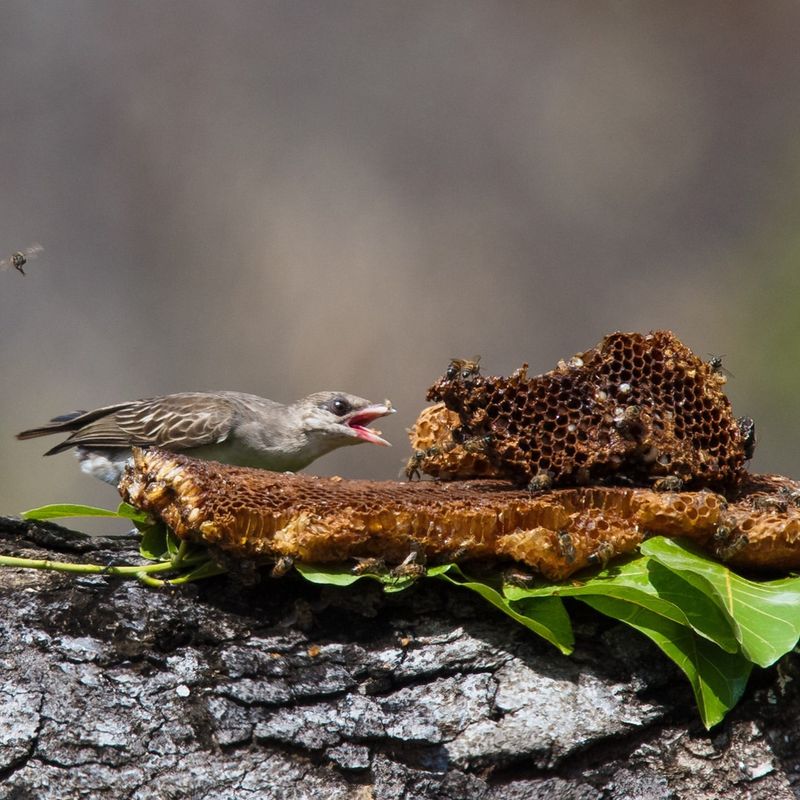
16 402 134 450
16 411 88 440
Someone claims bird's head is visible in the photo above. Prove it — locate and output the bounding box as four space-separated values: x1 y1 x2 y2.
296 392 396 450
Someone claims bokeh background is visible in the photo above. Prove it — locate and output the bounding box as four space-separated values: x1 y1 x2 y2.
2 2 800 527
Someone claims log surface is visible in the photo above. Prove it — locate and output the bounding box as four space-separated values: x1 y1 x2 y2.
0 516 798 800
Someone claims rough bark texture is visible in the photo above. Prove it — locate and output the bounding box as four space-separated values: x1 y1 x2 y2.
0 516 798 800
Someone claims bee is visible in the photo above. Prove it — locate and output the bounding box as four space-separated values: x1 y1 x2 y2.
613 404 643 440
270 555 294 578
404 437 461 480
463 434 493 454
502 566 537 589
556 530 576 564
712 522 748 561
587 541 616 568
510 363 529 380
390 561 426 581
445 356 481 382
737 417 756 460
0 243 43 276
751 495 788 513
389 545 427 581
352 557 388 576
527 471 553 493
779 486 800 507
707 354 734 379
447 545 471 562
653 475 684 492
405 450 428 481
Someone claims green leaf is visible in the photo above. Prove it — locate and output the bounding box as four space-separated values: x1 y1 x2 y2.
22 503 125 520
139 524 178 562
115 502 151 525
293 563 574 654
582 595 752 729
643 538 800 667
503 556 739 653
435 565 574 654
166 529 181 559
381 576 420 593
294 562 454 592
294 562 367 587
168 558 228 584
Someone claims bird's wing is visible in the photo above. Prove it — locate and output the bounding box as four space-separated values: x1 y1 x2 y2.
54 393 236 452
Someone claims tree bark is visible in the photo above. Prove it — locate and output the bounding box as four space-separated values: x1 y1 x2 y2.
0 517 798 800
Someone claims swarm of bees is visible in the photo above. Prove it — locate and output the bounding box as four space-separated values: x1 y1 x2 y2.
0 243 43 276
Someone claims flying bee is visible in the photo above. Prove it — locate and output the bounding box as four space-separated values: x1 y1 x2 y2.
0 243 43 276
445 356 481 382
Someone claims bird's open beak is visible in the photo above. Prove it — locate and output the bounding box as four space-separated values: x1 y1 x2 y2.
345 402 396 447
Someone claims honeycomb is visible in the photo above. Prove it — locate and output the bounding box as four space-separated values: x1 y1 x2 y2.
406 404 494 480
424 331 752 491
120 449 800 581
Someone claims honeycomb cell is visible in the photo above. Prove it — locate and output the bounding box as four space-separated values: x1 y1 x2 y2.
424 331 750 490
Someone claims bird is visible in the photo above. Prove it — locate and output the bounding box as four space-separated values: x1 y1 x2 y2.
17 390 396 485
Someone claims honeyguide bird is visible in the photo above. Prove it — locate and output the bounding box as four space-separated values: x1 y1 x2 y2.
17 391 396 485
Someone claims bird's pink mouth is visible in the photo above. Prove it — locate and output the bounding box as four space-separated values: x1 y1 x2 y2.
347 403 395 447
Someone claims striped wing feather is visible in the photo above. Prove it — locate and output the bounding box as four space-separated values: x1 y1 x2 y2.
53 393 236 452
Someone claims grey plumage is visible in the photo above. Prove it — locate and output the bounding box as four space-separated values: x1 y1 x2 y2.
18 390 395 484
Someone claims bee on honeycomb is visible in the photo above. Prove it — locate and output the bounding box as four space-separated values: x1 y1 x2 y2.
425 331 752 491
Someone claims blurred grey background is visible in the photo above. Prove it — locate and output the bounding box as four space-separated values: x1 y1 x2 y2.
2 2 800 527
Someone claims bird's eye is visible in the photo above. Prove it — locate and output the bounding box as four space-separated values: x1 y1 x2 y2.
329 397 351 416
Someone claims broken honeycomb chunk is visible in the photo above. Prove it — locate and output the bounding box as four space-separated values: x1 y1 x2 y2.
405 404 494 480
425 330 751 490
120 450 800 580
